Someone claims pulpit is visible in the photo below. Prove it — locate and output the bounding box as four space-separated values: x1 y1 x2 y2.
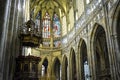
15 55 40 80
14 18 42 80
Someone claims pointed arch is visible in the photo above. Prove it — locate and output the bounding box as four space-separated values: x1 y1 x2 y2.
62 55 68 80
69 47 77 80
78 38 90 80
111 1 120 79
90 24 111 80
52 57 61 69
41 58 48 76
52 57 61 80
112 1 120 56
90 23 105 39
78 38 87 49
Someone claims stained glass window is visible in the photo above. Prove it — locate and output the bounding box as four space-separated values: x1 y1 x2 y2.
54 41 61 47
62 16 67 36
43 42 50 47
34 12 61 48
53 14 61 38
42 13 51 38
35 12 40 32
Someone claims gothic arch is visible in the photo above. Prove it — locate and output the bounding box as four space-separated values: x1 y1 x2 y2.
69 48 77 80
52 57 61 68
90 23 106 37
62 55 68 80
78 38 90 80
111 1 120 79
41 58 48 76
41 57 48 63
52 57 61 80
90 24 111 80
112 1 120 61
78 38 87 49
112 0 120 37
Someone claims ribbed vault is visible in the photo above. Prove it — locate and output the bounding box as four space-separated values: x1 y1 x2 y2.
30 0 70 19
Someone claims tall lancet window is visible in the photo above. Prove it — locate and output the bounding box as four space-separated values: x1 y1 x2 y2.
35 12 41 32
42 13 51 38
53 13 61 47
53 13 61 38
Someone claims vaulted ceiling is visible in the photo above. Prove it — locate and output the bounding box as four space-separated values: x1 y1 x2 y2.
30 0 72 19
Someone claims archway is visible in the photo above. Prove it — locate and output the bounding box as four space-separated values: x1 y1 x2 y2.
41 58 48 77
112 3 120 62
79 39 90 80
62 55 68 80
93 25 111 80
70 48 77 80
112 2 120 79
116 10 120 51
53 58 61 80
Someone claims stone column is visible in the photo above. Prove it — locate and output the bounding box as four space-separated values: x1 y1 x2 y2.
76 53 80 80
69 56 72 80
48 56 54 80
87 36 94 80
62 61 67 80
0 0 8 79
0 0 13 80
50 19 54 48
0 0 22 79
19 0 33 56
101 0 118 80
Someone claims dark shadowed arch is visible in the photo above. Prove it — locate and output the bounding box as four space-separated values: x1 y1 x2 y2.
91 24 111 80
78 38 90 80
42 58 48 76
53 57 61 80
62 55 68 80
70 48 77 80
112 1 120 61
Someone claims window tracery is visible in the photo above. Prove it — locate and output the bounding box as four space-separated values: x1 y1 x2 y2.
42 13 51 38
